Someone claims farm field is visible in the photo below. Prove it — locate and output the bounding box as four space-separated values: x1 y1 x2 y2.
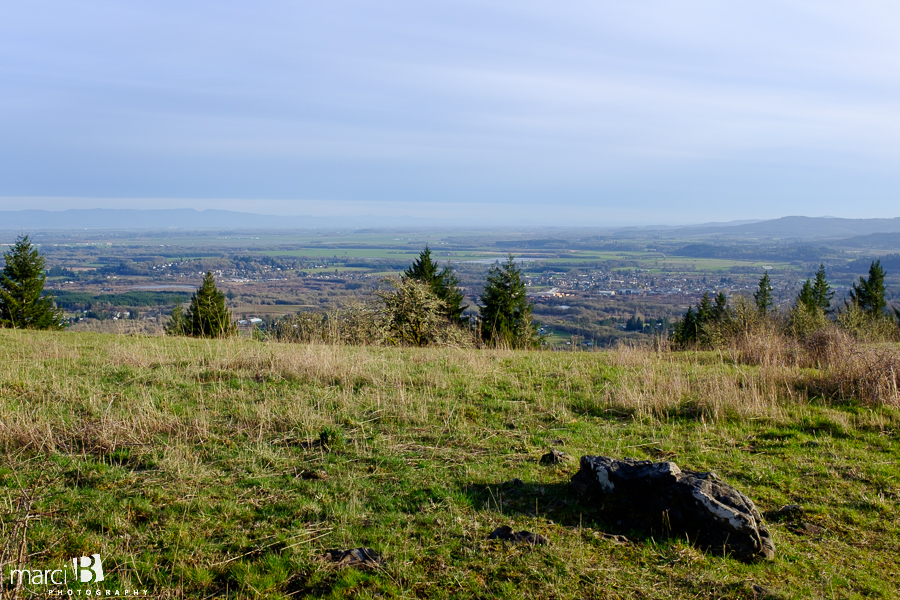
232 304 319 317
1 331 898 598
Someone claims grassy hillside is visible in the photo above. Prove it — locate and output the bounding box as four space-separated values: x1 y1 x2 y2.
1 331 899 599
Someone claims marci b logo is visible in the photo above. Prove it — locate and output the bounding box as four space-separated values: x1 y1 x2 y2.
72 554 104 583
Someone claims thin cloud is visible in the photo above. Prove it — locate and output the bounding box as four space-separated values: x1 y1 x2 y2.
1 1 899 222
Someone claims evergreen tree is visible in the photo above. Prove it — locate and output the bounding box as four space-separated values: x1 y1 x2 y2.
167 272 235 337
0 234 66 330
811 264 834 312
404 245 439 282
671 306 698 346
479 255 537 348
849 259 886 317
624 313 644 331
671 291 731 348
164 303 188 336
697 292 713 323
403 246 466 322
754 271 774 315
799 265 834 315
797 278 815 312
712 292 729 322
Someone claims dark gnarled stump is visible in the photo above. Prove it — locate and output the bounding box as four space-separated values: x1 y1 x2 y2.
571 456 775 561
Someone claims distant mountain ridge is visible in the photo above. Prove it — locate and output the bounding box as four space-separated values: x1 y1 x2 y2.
666 216 900 239
0 210 898 238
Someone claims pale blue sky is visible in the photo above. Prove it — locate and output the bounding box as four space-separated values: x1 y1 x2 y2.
1 1 899 225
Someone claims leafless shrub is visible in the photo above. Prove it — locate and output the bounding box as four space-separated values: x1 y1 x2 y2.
798 329 900 406
273 301 390 346
375 278 474 348
274 280 474 348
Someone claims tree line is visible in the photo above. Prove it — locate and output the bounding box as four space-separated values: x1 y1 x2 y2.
162 246 541 348
0 235 540 347
5 232 898 349
671 261 900 348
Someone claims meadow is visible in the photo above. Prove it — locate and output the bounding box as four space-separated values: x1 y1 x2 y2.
1 330 899 598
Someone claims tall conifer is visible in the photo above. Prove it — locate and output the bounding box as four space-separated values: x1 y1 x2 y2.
811 264 834 312
0 234 65 330
754 271 774 315
479 255 537 348
167 272 235 337
404 246 466 322
849 259 886 317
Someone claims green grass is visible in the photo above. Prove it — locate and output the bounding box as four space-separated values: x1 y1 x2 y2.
1 331 898 598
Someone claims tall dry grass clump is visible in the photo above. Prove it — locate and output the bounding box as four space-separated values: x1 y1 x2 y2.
723 325 802 369
670 292 900 407
702 316 900 407
597 341 789 421
699 296 803 368
800 328 900 406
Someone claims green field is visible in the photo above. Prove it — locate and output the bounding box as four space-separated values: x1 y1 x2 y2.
1 331 898 598
232 304 319 316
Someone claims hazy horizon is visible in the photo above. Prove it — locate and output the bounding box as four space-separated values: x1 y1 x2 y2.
0 199 821 228
4 206 900 234
1 200 898 229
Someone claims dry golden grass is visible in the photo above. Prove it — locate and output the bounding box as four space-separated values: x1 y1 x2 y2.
702 318 900 407
800 328 900 405
4 329 898 463
1 329 897 494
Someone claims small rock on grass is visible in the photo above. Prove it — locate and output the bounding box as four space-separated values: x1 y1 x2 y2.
488 525 548 545
322 548 382 569
540 449 571 465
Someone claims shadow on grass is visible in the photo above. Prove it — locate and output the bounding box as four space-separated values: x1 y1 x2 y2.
461 478 777 567
461 478 657 543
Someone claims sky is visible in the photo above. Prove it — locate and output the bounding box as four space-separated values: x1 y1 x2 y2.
1 1 899 226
